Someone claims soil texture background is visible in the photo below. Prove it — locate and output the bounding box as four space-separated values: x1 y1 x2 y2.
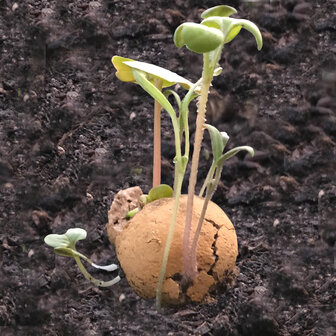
0 0 335 335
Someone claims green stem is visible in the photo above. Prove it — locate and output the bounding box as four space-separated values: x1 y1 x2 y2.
153 79 163 188
74 255 120 287
132 69 182 189
126 207 139 219
199 161 216 197
180 79 202 159
156 161 184 312
182 53 213 281
190 185 212 270
190 164 222 271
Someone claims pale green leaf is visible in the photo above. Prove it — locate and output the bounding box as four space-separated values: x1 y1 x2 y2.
44 234 69 249
148 184 173 202
205 124 229 164
131 69 177 121
123 60 193 89
201 5 237 19
225 19 263 50
44 228 87 250
65 228 87 247
217 146 254 167
174 23 224 54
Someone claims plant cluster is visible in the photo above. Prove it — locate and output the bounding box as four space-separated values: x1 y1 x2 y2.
44 5 262 312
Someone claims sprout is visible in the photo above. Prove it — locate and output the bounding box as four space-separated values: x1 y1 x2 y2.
201 5 237 19
201 17 263 50
126 184 174 219
111 4 263 312
112 56 194 188
173 6 262 287
112 56 193 89
174 23 224 54
44 228 120 287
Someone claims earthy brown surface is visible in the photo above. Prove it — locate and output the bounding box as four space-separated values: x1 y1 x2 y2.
115 195 238 304
107 186 142 245
0 0 335 335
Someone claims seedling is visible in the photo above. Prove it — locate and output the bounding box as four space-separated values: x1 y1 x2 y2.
126 184 173 219
112 56 193 188
112 5 262 311
44 228 120 287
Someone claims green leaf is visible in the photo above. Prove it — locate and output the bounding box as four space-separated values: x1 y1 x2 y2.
205 124 229 164
112 56 193 89
139 194 149 205
200 17 222 30
65 228 87 247
44 234 70 249
201 17 263 51
112 56 137 82
148 184 173 202
201 5 237 19
174 23 224 54
164 89 181 110
123 60 193 89
44 228 87 250
217 146 254 167
225 19 263 50
131 69 178 127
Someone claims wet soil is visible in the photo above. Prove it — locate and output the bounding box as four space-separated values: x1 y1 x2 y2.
0 0 335 335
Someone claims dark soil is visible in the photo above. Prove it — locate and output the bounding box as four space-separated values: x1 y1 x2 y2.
0 0 335 335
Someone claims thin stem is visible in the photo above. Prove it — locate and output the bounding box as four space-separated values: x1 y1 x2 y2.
182 53 213 281
180 79 202 160
190 165 223 273
74 255 120 287
131 70 182 189
126 207 139 219
199 161 216 197
156 162 184 312
153 80 163 188
190 186 212 270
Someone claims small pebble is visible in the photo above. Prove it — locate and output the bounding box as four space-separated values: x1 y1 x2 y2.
86 192 94 201
119 293 126 302
129 112 136 120
273 219 280 227
57 146 65 155
28 249 34 258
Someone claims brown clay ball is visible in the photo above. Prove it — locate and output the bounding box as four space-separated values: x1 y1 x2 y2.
114 195 238 305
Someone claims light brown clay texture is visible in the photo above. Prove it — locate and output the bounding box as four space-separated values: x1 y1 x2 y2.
115 195 238 305
106 186 142 245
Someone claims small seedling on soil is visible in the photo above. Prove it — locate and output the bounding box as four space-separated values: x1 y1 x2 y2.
44 4 262 313
44 228 120 287
110 5 262 311
174 5 262 286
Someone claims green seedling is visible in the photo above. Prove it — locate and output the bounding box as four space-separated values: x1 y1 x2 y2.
126 184 174 219
189 125 254 275
174 5 262 285
44 228 120 287
112 57 201 311
112 56 193 188
112 4 262 311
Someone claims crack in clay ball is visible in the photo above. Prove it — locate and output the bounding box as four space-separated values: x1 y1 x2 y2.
111 195 238 305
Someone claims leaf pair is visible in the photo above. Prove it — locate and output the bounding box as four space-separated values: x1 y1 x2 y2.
206 124 254 169
174 5 262 54
112 56 192 89
44 228 120 286
199 124 254 197
44 228 87 257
